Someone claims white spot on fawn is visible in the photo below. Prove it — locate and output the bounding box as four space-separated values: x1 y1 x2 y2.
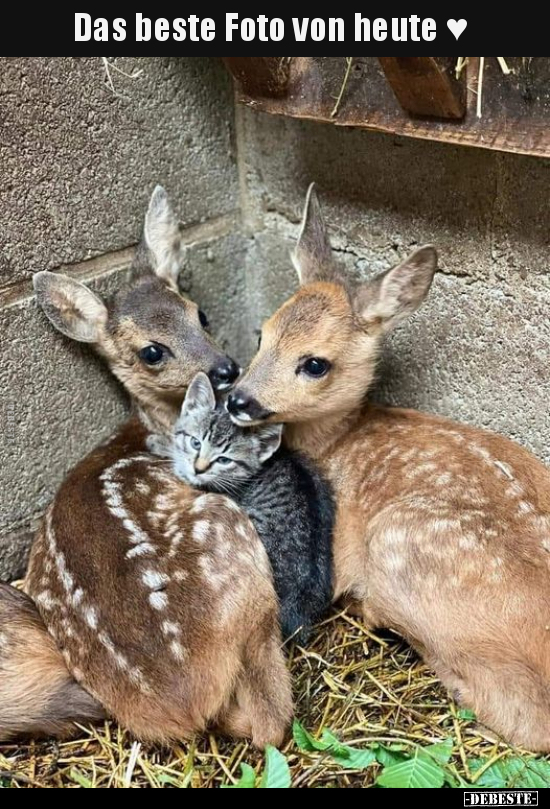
114 652 129 671
517 501 535 515
98 631 115 654
35 590 58 611
494 460 514 480
72 588 84 607
155 494 172 513
167 530 185 558
170 640 187 662
142 570 170 590
193 520 211 543
85 607 98 630
135 481 151 496
506 481 525 499
190 494 211 514
162 621 180 637
102 466 151 549
126 543 156 559
236 523 249 540
149 591 169 611
173 570 188 583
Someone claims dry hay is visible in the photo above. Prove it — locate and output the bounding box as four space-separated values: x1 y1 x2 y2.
0 607 540 788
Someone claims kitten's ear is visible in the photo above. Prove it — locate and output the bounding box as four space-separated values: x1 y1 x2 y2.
256 424 283 463
182 372 216 417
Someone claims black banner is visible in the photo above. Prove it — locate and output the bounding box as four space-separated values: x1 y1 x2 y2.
0 12 537 52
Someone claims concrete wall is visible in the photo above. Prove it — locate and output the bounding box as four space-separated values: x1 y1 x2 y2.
0 56 242 579
2 57 550 579
238 109 550 466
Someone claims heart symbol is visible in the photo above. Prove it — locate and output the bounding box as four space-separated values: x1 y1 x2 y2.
447 19 467 39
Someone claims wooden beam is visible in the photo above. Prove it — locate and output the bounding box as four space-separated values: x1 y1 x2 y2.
222 57 290 98
378 57 465 119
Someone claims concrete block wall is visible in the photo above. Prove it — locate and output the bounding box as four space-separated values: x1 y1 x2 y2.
0 56 242 579
237 109 550 466
2 57 550 579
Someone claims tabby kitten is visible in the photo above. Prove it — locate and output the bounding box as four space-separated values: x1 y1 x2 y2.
148 372 334 645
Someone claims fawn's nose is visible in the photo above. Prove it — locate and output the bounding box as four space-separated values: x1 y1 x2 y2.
208 359 240 391
226 392 272 423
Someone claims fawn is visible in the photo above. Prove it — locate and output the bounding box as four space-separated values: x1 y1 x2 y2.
228 184 550 751
0 187 292 747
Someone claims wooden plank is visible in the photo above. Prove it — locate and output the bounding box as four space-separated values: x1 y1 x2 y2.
229 57 550 159
222 57 290 98
378 57 465 119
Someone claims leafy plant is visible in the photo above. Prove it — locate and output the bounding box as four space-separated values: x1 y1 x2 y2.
222 747 291 789
293 720 465 787
471 757 550 789
377 749 446 789
222 720 550 790
69 768 94 788
259 748 292 788
293 720 377 769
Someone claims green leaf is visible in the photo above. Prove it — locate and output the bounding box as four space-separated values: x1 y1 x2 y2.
293 720 332 752
373 743 409 767
69 768 94 788
221 763 257 789
458 708 477 721
422 739 454 765
472 757 550 789
294 722 376 770
322 733 376 770
320 729 354 759
259 747 291 789
377 750 446 789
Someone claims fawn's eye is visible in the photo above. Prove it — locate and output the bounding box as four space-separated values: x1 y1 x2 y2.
216 456 232 466
300 357 331 378
139 344 165 366
198 310 209 329
190 437 201 451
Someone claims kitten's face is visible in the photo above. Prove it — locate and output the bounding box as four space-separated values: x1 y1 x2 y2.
170 373 282 494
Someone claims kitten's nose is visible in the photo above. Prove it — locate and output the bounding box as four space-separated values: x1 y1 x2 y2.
208 358 240 391
194 458 209 475
226 391 272 422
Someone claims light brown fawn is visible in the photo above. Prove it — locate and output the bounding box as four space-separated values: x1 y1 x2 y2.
228 185 550 751
0 187 292 746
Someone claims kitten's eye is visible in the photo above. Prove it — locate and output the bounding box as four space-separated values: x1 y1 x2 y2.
216 456 232 466
198 310 209 329
139 344 165 366
300 357 331 378
257 334 262 350
190 437 201 451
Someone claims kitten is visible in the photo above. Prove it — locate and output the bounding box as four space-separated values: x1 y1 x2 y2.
148 372 334 645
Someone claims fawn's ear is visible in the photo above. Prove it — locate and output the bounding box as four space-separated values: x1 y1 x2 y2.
292 183 338 285
33 271 108 343
181 372 217 417
353 245 437 332
256 424 283 464
144 185 186 287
